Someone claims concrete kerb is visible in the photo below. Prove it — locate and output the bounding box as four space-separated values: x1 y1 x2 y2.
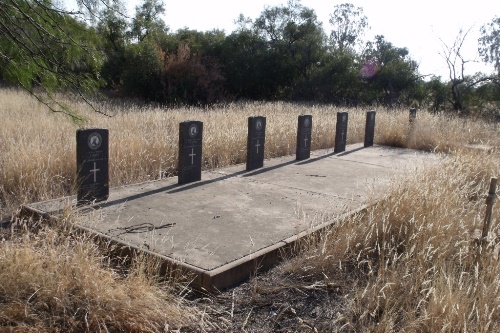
21 203 208 288
203 204 370 292
21 198 371 292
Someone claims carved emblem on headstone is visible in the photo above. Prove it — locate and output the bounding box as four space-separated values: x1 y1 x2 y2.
189 124 198 138
304 118 310 128
342 114 347 123
255 119 263 131
88 132 102 150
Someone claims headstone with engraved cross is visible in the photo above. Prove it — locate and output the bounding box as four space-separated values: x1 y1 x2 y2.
334 112 349 153
364 111 376 147
76 128 109 204
178 121 203 184
246 116 266 171
296 114 312 161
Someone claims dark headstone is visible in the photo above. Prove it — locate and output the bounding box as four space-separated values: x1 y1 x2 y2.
296 115 312 161
364 111 376 147
246 116 266 171
409 108 417 123
496 114 500 122
334 112 348 153
76 128 109 204
178 121 203 185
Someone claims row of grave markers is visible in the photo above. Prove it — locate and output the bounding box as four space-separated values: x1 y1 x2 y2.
76 110 381 205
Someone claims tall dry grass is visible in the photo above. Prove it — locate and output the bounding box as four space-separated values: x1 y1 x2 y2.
1 88 498 214
0 88 499 332
280 149 499 332
0 218 204 332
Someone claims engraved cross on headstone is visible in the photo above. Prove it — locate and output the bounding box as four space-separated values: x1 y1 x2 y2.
255 139 261 154
90 162 100 182
189 148 196 165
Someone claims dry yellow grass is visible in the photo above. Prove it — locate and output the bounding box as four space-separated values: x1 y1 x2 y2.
1 89 498 213
279 150 499 332
0 88 499 332
0 219 202 332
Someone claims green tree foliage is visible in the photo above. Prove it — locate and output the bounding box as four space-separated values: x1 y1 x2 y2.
328 3 368 53
306 52 363 104
252 0 326 99
479 16 500 73
97 0 128 89
362 36 419 105
0 0 103 114
218 29 277 99
6 0 496 112
122 38 163 101
130 0 168 42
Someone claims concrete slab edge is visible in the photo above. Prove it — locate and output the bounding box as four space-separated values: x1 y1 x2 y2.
204 204 370 292
21 203 372 292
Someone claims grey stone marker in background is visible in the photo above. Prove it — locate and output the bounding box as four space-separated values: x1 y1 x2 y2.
246 116 266 171
76 128 109 204
334 112 348 153
296 114 312 161
178 121 203 185
364 111 376 147
409 108 417 123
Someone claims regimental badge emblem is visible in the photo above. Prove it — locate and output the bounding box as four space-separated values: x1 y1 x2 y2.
304 118 310 128
343 114 347 123
88 132 102 150
255 119 263 131
189 124 198 138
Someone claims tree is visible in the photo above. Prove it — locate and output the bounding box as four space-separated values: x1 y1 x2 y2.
308 51 363 104
439 28 496 112
130 0 167 42
97 0 129 89
252 0 326 99
479 16 500 73
328 3 368 54
162 43 225 105
362 35 419 106
122 37 164 101
0 0 103 117
218 29 277 99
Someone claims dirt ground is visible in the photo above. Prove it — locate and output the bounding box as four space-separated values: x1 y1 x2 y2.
186 256 364 333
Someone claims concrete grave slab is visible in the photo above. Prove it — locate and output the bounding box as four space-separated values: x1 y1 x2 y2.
24 144 441 291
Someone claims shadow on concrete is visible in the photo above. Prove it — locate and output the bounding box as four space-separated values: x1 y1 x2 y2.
83 169 250 208
243 159 298 177
337 146 366 157
96 183 180 208
166 169 248 194
295 151 338 165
